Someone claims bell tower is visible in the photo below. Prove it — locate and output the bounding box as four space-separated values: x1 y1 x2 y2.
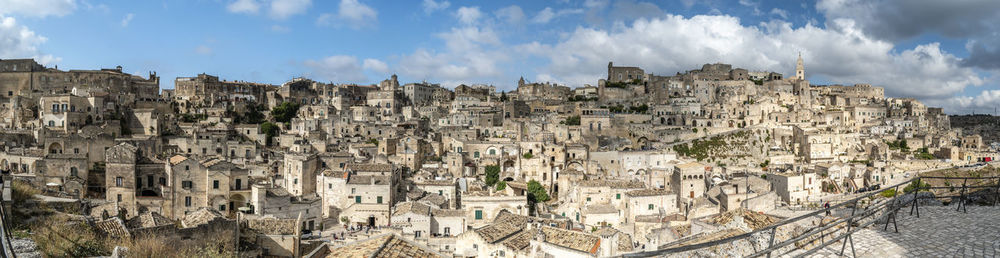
795 52 805 80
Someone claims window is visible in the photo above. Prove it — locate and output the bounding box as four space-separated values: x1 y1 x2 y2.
236 179 242 190
377 196 383 204
219 205 226 211
136 178 142 189
182 180 193 189
438 190 443 196
73 148 79 154
70 167 78 177
159 177 166 186
475 210 483 220
115 177 123 187
117 194 122 202
474 151 479 158
355 196 362 203
414 231 421 238
185 196 192 207
586 197 591 202
444 227 451 235
648 204 654 210
616 193 621 200
147 175 153 187
293 178 298 185
213 180 220 189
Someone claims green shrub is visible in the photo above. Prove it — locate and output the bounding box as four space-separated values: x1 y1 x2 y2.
880 189 897 198
485 165 500 187
527 180 550 203
903 180 931 193
495 181 507 191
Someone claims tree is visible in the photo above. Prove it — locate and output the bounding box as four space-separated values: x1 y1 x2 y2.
564 115 581 126
527 180 550 203
523 152 533 159
270 102 301 123
499 91 509 102
242 104 266 124
485 165 501 187
495 181 507 191
261 122 280 146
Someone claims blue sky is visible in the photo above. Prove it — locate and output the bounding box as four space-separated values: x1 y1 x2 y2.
2 0 1000 114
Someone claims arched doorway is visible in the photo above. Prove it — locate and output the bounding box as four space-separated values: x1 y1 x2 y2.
503 160 515 173
48 142 63 154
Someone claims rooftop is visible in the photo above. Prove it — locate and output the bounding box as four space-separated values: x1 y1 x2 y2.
326 233 443 258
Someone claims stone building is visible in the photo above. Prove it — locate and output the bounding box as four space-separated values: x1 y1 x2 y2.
175 73 273 107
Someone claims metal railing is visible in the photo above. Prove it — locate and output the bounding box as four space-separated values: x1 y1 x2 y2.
623 174 1000 258
0 177 16 258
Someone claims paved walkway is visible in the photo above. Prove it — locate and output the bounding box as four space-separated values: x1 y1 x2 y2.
809 205 1000 257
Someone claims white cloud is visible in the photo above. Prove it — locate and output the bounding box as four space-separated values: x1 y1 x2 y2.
195 45 213 55
399 26 508 87
531 7 583 24
303 55 368 82
120 13 134 27
584 0 609 9
225 0 310 20
816 0 1000 41
585 0 663 25
269 0 311 19
0 15 59 65
270 24 290 32
770 8 788 19
520 15 983 106
533 8 556 24
495 5 525 24
227 0 260 14
738 0 762 15
80 0 110 13
363 58 390 74
317 0 377 29
454 6 482 25
422 0 450 14
816 0 1000 70
927 90 1000 115
0 0 77 17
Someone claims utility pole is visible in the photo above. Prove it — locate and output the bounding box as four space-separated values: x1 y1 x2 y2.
235 211 240 257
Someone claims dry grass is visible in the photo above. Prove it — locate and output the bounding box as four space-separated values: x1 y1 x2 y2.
29 214 109 257
11 180 40 203
113 228 236 258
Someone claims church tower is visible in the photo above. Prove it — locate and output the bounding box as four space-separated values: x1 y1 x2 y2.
795 52 805 80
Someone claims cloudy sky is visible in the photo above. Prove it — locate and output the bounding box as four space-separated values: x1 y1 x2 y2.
2 0 999 114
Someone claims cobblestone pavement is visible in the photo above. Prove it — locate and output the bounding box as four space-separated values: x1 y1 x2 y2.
808 205 1000 257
